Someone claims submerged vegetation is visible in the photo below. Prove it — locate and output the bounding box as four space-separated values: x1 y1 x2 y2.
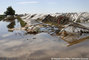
17 16 27 27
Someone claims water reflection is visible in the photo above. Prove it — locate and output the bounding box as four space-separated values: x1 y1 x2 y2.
7 20 15 29
60 34 89 47
0 32 89 60
0 18 27 40
0 18 26 32
67 36 89 47
0 18 89 59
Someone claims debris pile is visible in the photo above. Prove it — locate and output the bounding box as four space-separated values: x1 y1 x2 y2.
21 12 89 46
25 24 59 35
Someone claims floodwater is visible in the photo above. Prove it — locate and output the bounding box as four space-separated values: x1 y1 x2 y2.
0 19 89 60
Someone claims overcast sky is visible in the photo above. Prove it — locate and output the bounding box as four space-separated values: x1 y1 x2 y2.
0 0 89 14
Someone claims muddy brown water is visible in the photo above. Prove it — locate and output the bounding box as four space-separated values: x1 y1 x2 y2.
0 19 89 60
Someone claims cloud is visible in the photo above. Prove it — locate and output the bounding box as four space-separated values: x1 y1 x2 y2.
17 1 39 4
